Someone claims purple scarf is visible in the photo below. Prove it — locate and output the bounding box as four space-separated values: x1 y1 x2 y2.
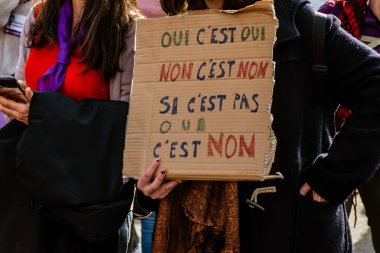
0 113 7 129
37 0 82 92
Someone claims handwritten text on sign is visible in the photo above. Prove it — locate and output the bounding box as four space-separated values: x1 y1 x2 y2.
124 2 277 180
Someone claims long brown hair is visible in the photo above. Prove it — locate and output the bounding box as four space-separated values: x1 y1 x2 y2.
160 0 257 15
28 0 141 80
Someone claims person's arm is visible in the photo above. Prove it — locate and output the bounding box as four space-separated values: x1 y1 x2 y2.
298 4 380 204
15 5 35 82
0 85 33 125
1 6 37 124
109 20 136 102
0 0 19 27
301 1 343 202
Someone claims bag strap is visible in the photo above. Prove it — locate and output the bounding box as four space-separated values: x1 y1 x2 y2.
312 12 328 76
312 11 336 120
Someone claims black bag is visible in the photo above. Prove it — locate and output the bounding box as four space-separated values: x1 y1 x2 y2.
0 92 135 251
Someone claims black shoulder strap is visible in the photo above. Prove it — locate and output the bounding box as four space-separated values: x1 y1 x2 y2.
312 12 328 76
312 11 336 117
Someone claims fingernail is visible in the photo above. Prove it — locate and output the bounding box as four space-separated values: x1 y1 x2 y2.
177 181 183 184
160 170 166 175
156 158 160 163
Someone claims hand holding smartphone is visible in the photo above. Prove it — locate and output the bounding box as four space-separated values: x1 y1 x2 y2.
0 75 30 103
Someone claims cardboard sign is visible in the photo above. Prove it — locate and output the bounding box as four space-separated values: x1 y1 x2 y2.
124 1 277 180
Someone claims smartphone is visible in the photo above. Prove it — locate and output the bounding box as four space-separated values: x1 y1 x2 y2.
0 75 29 103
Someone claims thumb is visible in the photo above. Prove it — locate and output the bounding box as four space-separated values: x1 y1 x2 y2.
25 87 33 101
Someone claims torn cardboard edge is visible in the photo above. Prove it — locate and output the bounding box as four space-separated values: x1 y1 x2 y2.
124 0 278 181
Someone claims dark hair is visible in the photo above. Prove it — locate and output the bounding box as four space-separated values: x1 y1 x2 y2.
28 0 141 80
160 0 258 15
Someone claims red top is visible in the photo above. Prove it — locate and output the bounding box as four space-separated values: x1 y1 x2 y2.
25 43 109 102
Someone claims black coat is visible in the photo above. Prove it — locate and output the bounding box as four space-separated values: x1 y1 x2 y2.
238 0 380 252
0 92 134 253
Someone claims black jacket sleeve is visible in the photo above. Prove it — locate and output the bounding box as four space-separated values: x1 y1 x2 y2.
299 5 380 203
135 188 160 212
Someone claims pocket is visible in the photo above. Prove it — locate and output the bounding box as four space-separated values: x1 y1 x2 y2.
294 195 352 253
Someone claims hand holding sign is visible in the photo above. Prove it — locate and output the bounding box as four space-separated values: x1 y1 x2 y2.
137 158 182 199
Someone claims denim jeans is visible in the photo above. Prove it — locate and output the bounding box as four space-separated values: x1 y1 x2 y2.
141 212 156 253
